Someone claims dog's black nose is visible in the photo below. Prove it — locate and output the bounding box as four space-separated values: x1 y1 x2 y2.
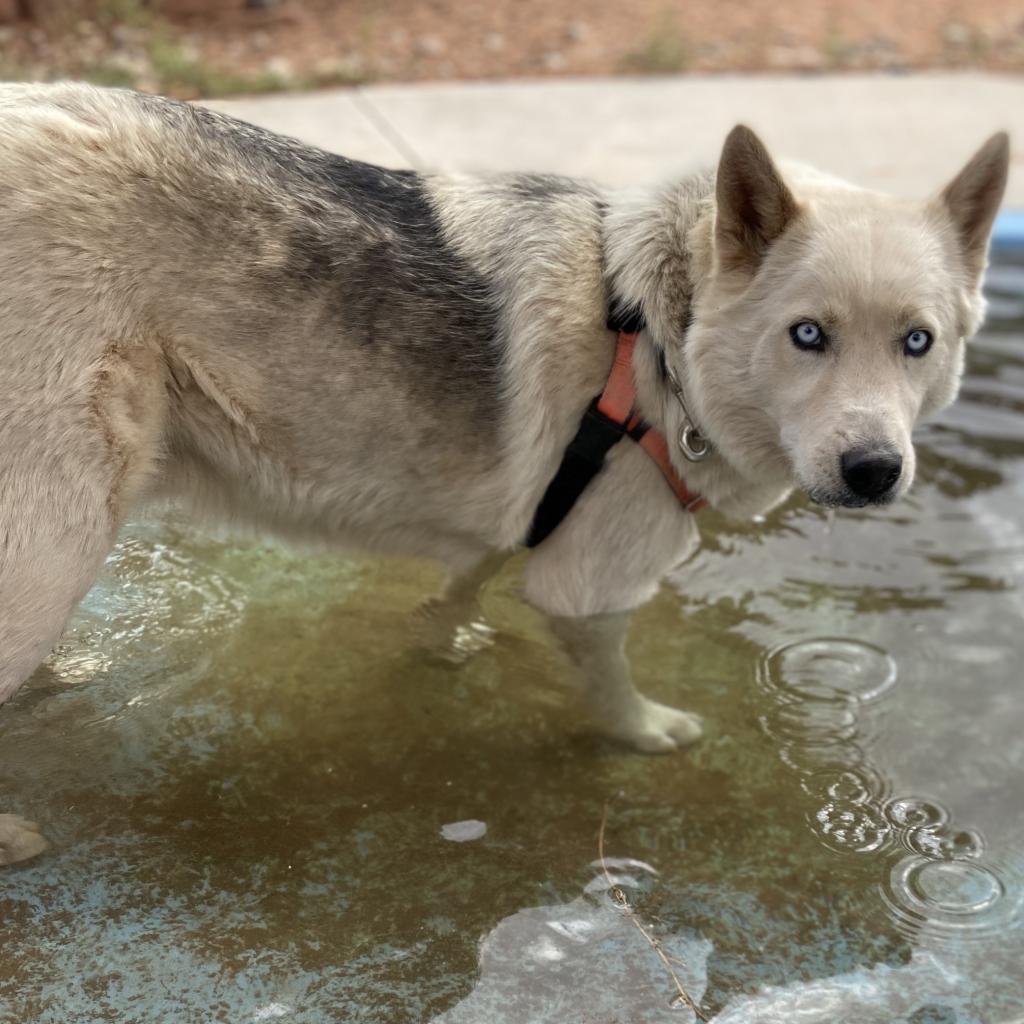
840 448 903 500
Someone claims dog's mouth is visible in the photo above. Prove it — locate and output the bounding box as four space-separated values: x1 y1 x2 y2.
806 487 900 510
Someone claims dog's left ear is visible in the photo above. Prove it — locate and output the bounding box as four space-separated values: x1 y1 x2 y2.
935 131 1010 283
715 124 800 277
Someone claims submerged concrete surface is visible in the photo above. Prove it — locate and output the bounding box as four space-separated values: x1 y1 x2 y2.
209 72 1024 203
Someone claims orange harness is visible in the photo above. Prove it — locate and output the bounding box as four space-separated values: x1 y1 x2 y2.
525 325 707 548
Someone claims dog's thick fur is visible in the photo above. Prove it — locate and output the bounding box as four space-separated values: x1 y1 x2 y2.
0 83 1009 764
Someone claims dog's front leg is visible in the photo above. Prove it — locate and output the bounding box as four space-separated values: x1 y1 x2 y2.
549 612 703 753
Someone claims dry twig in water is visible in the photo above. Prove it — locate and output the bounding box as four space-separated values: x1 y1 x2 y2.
598 801 708 1021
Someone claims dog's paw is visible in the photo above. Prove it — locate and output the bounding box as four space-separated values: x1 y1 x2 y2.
412 600 495 665
444 620 496 662
0 814 49 866
597 698 704 754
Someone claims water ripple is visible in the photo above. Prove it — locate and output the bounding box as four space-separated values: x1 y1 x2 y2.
810 802 891 854
756 638 900 854
758 638 898 704
881 855 1022 942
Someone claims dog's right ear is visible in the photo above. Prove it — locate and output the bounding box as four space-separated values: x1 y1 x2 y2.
715 125 799 277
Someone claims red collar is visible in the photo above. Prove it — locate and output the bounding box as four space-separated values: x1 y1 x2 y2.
598 330 708 513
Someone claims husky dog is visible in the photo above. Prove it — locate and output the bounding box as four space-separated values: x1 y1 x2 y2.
0 83 1009 769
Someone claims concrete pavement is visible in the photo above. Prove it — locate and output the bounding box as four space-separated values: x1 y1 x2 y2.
207 72 1024 205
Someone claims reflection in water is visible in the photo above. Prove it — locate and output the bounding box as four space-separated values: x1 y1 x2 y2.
432 861 711 1024
711 949 967 1023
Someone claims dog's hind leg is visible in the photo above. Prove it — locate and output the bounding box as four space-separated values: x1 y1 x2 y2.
0 343 165 706
412 551 507 662
547 612 703 753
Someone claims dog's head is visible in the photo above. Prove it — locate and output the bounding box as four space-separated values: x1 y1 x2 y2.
686 125 1009 508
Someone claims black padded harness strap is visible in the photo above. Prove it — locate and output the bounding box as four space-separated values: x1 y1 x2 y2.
525 399 629 548
524 303 648 549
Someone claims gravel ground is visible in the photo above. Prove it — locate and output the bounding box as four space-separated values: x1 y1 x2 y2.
1 0 1024 98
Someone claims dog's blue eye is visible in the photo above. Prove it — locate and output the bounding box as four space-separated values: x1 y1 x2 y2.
904 329 933 357
790 320 825 351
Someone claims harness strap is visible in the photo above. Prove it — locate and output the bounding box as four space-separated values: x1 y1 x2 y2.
525 322 707 548
637 430 708 512
595 330 640 424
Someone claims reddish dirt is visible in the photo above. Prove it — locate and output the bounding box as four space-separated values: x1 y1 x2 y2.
2 0 1024 98
225 0 1024 77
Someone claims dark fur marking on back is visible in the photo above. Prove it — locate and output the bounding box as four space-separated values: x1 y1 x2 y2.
136 93 503 419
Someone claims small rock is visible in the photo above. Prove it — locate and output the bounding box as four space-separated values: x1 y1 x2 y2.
440 819 487 843
863 34 899 55
566 20 589 43
265 55 292 78
108 54 152 77
111 25 140 47
795 45 824 69
415 33 446 57
542 50 567 71
314 54 363 79
767 44 822 70
944 20 970 47
175 37 201 62
483 31 505 52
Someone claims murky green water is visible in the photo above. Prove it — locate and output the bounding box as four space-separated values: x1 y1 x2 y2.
3 257 1024 1023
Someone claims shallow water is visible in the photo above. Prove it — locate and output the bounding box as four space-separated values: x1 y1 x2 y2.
3 258 1024 1023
